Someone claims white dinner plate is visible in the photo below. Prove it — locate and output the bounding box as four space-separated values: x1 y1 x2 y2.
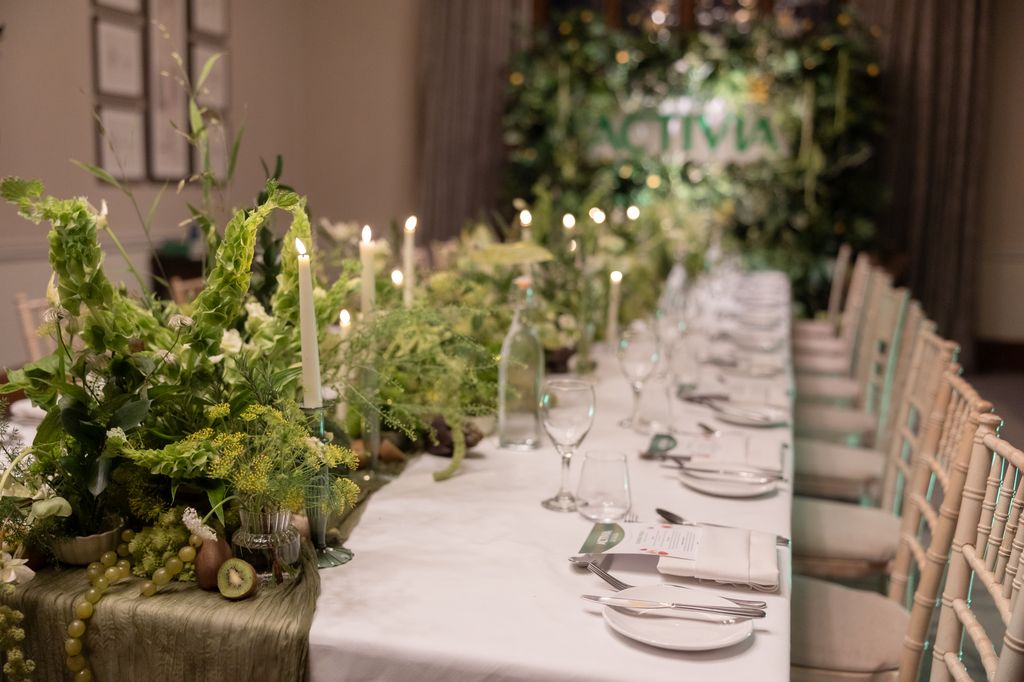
679 471 778 498
602 584 754 651
713 403 789 428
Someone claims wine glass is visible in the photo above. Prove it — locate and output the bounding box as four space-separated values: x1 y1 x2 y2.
617 324 660 430
540 379 596 512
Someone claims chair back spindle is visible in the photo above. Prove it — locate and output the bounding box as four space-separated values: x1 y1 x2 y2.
825 243 853 328
929 424 1024 682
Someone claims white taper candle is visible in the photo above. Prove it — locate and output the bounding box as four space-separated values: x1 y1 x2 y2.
359 225 375 318
403 216 416 308
295 238 322 408
607 270 623 344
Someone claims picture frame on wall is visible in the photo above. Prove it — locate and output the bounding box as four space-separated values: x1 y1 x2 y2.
190 0 227 37
95 0 143 14
97 106 147 181
148 0 190 180
191 41 229 110
94 18 144 98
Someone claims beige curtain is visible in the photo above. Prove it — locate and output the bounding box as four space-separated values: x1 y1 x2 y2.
417 0 530 245
854 0 991 365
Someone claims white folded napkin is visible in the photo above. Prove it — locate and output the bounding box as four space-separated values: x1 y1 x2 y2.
657 526 779 591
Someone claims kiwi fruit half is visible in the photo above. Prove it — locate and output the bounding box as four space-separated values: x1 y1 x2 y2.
217 558 258 600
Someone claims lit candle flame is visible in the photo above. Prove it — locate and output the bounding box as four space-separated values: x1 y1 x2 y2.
391 269 404 286
295 238 308 256
610 270 623 283
404 216 417 232
362 225 372 243
562 213 576 230
519 209 532 227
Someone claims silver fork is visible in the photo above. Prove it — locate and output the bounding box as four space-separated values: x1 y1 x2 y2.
585 561 768 609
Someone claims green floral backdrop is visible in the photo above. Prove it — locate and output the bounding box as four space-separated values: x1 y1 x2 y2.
503 8 886 315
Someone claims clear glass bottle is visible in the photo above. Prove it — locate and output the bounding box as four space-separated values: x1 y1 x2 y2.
498 276 544 450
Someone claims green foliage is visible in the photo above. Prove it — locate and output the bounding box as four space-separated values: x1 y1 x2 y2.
341 305 498 480
504 9 886 314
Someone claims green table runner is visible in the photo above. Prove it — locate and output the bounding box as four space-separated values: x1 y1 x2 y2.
2 544 320 682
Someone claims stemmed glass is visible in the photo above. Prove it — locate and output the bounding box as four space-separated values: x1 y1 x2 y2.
540 379 596 512
617 325 661 430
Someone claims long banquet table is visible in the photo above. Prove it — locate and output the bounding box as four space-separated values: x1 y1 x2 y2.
309 275 794 682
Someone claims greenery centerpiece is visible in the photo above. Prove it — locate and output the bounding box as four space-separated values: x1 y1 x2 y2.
0 177 361 558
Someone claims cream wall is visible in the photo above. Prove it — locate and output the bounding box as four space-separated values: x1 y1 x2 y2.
977 0 1024 342
0 0 421 368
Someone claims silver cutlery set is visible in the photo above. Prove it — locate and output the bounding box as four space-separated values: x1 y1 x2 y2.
574 559 768 622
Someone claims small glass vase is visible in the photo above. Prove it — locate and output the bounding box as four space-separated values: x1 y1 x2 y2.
231 508 301 581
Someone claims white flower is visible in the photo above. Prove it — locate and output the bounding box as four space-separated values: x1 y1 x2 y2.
106 427 127 444
42 306 69 323
220 329 242 354
155 349 178 365
168 314 194 330
84 372 106 400
181 507 217 543
244 300 271 323
306 437 328 463
318 218 360 243
0 552 35 585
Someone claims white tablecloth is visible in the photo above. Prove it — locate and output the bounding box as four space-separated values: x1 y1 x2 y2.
310 282 794 682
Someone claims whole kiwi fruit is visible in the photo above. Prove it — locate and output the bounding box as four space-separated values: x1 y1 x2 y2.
217 558 258 600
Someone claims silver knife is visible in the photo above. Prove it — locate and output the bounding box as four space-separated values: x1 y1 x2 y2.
581 594 766 619
680 464 787 482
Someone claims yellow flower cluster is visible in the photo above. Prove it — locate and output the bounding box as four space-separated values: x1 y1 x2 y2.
207 432 244 480
240 404 277 422
205 403 231 420
230 451 274 498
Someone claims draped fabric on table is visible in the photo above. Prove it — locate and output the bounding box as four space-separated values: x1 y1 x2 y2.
854 0 991 367
416 0 530 246
3 545 320 681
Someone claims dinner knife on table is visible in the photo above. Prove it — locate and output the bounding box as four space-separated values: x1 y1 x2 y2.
581 595 766 619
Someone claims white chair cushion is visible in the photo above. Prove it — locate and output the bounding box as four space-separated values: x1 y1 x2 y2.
794 353 850 375
793 335 848 357
792 497 900 564
795 404 876 439
794 438 885 484
791 576 908 674
795 374 861 402
793 319 836 340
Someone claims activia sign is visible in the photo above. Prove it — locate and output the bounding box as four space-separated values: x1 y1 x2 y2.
592 97 790 165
